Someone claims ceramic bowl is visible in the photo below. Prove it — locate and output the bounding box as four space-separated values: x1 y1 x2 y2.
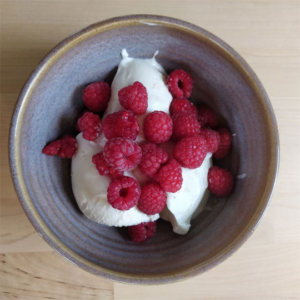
9 15 279 284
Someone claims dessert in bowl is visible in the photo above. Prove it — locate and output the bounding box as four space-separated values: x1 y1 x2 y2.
9 15 279 284
65 49 218 237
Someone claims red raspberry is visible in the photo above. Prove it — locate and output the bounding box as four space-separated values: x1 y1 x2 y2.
118 81 148 115
102 110 139 141
172 113 201 141
83 81 111 113
138 181 167 215
200 128 220 153
167 69 194 99
144 111 173 143
213 128 232 159
92 152 123 178
77 112 102 141
197 105 218 128
139 143 169 178
208 166 233 196
155 159 182 193
103 138 142 171
42 140 62 156
107 176 141 211
58 135 78 158
173 136 207 169
128 221 156 243
42 136 77 158
169 98 197 118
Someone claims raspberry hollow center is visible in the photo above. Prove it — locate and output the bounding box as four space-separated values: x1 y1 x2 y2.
178 80 183 89
119 188 128 198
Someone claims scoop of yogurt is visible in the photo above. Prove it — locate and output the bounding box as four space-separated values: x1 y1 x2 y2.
71 49 211 233
160 153 212 234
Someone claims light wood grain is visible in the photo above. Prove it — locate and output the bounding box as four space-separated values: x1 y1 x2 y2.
1 0 300 299
0 252 114 300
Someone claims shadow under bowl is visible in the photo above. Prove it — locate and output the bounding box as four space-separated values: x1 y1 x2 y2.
9 15 279 284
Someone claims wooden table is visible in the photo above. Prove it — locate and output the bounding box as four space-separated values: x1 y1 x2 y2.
1 0 299 299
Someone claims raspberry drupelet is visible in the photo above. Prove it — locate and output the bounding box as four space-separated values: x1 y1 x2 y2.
103 138 142 171
138 143 169 178
167 69 194 99
107 176 141 210
128 221 157 243
208 166 233 197
144 111 173 144
77 112 102 141
102 110 139 140
118 81 148 115
137 181 167 215
83 81 111 113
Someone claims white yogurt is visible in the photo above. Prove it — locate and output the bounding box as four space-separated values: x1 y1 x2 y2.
71 50 211 233
160 153 212 234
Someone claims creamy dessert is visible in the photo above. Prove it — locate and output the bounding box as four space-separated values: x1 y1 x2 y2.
42 49 233 242
71 50 212 233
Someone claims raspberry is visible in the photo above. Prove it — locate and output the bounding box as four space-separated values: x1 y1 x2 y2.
103 138 142 171
58 135 78 158
42 136 77 158
42 140 62 156
139 143 169 178
213 128 232 159
155 159 182 193
137 182 167 215
172 113 200 141
144 111 173 143
169 98 198 118
173 136 207 169
102 110 139 141
77 112 102 141
200 128 220 153
167 69 194 99
208 166 233 196
128 221 156 243
197 105 218 128
92 152 123 178
118 81 148 115
107 176 141 211
83 81 111 113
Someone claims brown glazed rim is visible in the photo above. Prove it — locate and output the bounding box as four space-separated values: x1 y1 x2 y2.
9 15 279 284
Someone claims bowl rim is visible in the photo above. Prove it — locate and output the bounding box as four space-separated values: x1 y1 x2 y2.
9 14 279 284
